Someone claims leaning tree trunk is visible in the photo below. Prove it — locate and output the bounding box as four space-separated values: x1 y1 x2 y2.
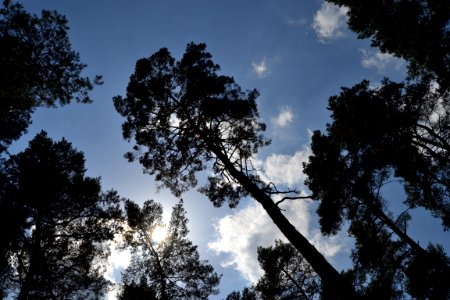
212 147 358 299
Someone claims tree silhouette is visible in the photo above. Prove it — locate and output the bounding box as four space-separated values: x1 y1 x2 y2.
304 79 450 298
225 287 258 300
305 79 450 231
117 276 157 300
114 42 357 299
326 0 450 89
121 199 220 299
0 0 101 152
256 241 320 300
0 132 122 299
226 241 320 300
306 2 450 297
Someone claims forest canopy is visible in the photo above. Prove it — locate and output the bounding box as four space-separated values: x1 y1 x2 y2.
1 0 450 299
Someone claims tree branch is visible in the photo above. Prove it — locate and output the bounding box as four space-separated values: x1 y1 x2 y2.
275 195 313 207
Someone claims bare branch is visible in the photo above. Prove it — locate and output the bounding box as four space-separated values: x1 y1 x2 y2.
275 195 313 206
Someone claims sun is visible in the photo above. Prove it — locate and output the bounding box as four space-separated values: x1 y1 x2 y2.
152 225 168 243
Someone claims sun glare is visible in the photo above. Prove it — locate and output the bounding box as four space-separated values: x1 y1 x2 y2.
152 225 168 243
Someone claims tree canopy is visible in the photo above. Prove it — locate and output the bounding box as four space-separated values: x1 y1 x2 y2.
0 0 101 152
304 2 450 297
326 0 450 89
226 241 321 300
120 199 221 299
114 42 268 206
0 131 122 299
256 240 320 300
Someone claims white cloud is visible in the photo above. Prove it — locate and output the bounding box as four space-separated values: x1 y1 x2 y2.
209 145 349 284
208 200 311 283
360 49 406 73
312 2 348 42
263 147 311 189
208 198 347 284
104 247 132 300
272 106 294 128
252 58 268 78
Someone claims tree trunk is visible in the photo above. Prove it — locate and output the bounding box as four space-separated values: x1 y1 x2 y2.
18 226 43 300
373 205 428 256
213 148 358 299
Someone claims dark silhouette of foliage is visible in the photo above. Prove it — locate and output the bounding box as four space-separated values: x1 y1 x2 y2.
0 131 122 299
225 287 259 300
306 1 450 298
255 241 320 300
0 0 101 152
346 217 411 299
327 0 450 89
305 79 450 231
304 79 450 298
405 244 450 299
121 199 220 299
114 42 268 205
117 276 157 300
114 42 357 299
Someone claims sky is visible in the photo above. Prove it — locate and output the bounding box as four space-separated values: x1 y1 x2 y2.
10 0 450 299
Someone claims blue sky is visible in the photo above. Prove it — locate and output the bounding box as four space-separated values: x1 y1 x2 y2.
11 0 449 299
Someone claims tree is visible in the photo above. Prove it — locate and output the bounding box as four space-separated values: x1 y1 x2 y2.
0 131 122 299
114 43 357 299
117 276 157 300
304 2 450 297
255 241 320 300
305 79 450 231
0 0 101 152
121 199 221 299
226 241 321 300
326 0 450 89
303 79 450 298
226 287 259 300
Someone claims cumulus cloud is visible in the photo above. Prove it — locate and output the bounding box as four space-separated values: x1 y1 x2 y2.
312 2 348 42
104 247 132 299
208 200 311 283
209 145 349 284
272 106 294 128
262 147 311 188
252 58 268 78
208 198 347 283
360 49 406 73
